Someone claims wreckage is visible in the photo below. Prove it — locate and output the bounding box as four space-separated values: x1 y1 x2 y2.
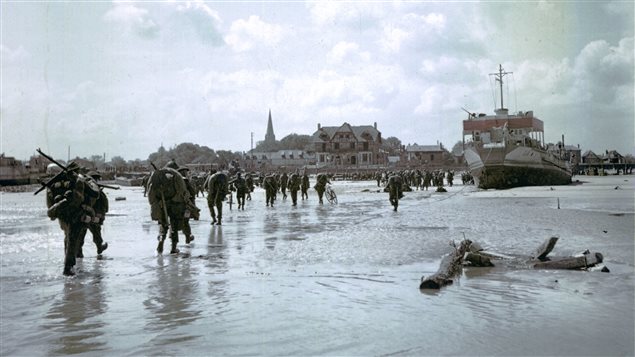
420 236 609 290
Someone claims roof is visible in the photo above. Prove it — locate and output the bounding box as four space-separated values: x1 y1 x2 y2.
312 122 380 142
582 150 600 158
405 144 443 152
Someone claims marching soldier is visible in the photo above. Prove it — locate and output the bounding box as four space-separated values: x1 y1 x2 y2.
147 160 190 254
206 170 228 225
263 173 278 207
77 170 109 258
301 172 310 200
314 173 330 204
386 174 404 211
230 172 248 210
178 166 199 244
45 161 96 275
287 172 301 206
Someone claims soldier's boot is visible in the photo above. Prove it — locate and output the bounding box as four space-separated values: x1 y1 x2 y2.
186 235 195 244
157 235 166 254
211 216 217 225
76 249 84 259
97 242 108 255
216 217 222 226
63 265 74 276
170 240 179 254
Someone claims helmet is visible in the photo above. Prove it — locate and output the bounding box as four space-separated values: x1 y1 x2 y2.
87 170 102 180
46 164 63 175
66 161 81 172
164 160 179 170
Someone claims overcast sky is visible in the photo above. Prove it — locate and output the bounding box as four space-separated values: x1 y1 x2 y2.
2 1 633 161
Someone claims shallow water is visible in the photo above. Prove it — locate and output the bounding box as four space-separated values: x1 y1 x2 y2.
1 176 633 356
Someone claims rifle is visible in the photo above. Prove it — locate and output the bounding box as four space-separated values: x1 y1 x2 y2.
34 148 77 195
35 148 120 194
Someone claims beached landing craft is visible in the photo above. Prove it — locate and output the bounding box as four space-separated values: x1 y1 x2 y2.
462 65 572 189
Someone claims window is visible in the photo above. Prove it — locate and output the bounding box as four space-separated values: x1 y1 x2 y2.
430 154 434 161
334 143 340 150
363 142 369 150
350 142 355 149
322 143 326 151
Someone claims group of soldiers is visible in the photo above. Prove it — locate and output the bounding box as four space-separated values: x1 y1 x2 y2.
142 161 337 257
375 169 457 190
41 150 467 276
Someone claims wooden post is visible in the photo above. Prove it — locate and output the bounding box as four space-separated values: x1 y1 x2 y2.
420 240 472 290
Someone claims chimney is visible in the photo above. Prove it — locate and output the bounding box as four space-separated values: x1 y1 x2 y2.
374 122 377 129
318 123 321 130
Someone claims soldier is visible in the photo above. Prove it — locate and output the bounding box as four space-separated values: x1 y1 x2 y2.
230 172 248 210
206 170 228 225
301 172 310 200
386 174 404 211
45 161 96 276
147 160 190 254
287 172 301 206
177 166 199 244
245 172 255 201
314 173 331 204
263 173 277 207
280 172 288 200
76 171 109 259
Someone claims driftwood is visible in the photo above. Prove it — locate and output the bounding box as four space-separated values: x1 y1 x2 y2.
420 236 609 290
420 240 472 289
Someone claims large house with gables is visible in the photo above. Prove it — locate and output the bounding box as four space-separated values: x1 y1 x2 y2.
311 122 384 167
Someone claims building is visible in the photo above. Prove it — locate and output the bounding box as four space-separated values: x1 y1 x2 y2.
404 143 448 165
311 122 384 167
264 109 276 145
248 150 315 169
582 150 602 164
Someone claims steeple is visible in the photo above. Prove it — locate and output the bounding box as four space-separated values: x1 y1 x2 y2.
265 109 276 144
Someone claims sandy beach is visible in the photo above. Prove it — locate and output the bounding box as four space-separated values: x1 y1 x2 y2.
1 175 633 356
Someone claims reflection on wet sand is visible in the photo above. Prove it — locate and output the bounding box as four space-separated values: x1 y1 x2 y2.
44 260 107 354
142 256 202 344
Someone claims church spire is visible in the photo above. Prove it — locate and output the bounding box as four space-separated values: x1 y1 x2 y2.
265 109 276 144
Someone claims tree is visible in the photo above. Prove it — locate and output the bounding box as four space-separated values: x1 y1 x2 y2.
450 140 463 156
383 136 402 155
110 156 126 173
279 133 312 151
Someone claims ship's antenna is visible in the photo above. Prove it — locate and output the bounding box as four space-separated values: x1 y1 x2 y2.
490 64 512 110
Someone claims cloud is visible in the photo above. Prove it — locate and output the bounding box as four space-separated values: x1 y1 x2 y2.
306 0 384 28
327 41 361 64
0 45 30 65
103 3 159 38
225 15 284 52
175 1 224 45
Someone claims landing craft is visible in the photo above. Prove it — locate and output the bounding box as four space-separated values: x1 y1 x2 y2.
461 65 572 189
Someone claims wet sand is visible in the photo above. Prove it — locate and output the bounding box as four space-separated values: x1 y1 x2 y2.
1 175 633 356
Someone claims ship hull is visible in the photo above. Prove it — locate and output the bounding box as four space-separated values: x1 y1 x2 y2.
464 146 572 189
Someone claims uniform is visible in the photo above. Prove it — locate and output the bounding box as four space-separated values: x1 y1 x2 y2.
147 161 190 254
206 171 228 225
230 173 248 210
301 173 310 200
386 175 404 211
178 167 199 244
314 173 330 204
46 162 96 275
77 171 109 258
287 173 301 206
263 174 278 207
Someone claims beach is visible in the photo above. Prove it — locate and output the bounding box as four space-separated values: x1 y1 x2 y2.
1 175 633 356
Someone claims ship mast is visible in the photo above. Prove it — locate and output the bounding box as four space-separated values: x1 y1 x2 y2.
490 64 511 111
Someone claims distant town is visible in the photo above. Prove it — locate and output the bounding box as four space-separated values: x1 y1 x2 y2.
2 110 633 187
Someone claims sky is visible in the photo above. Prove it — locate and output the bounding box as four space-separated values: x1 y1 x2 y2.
1 1 633 161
